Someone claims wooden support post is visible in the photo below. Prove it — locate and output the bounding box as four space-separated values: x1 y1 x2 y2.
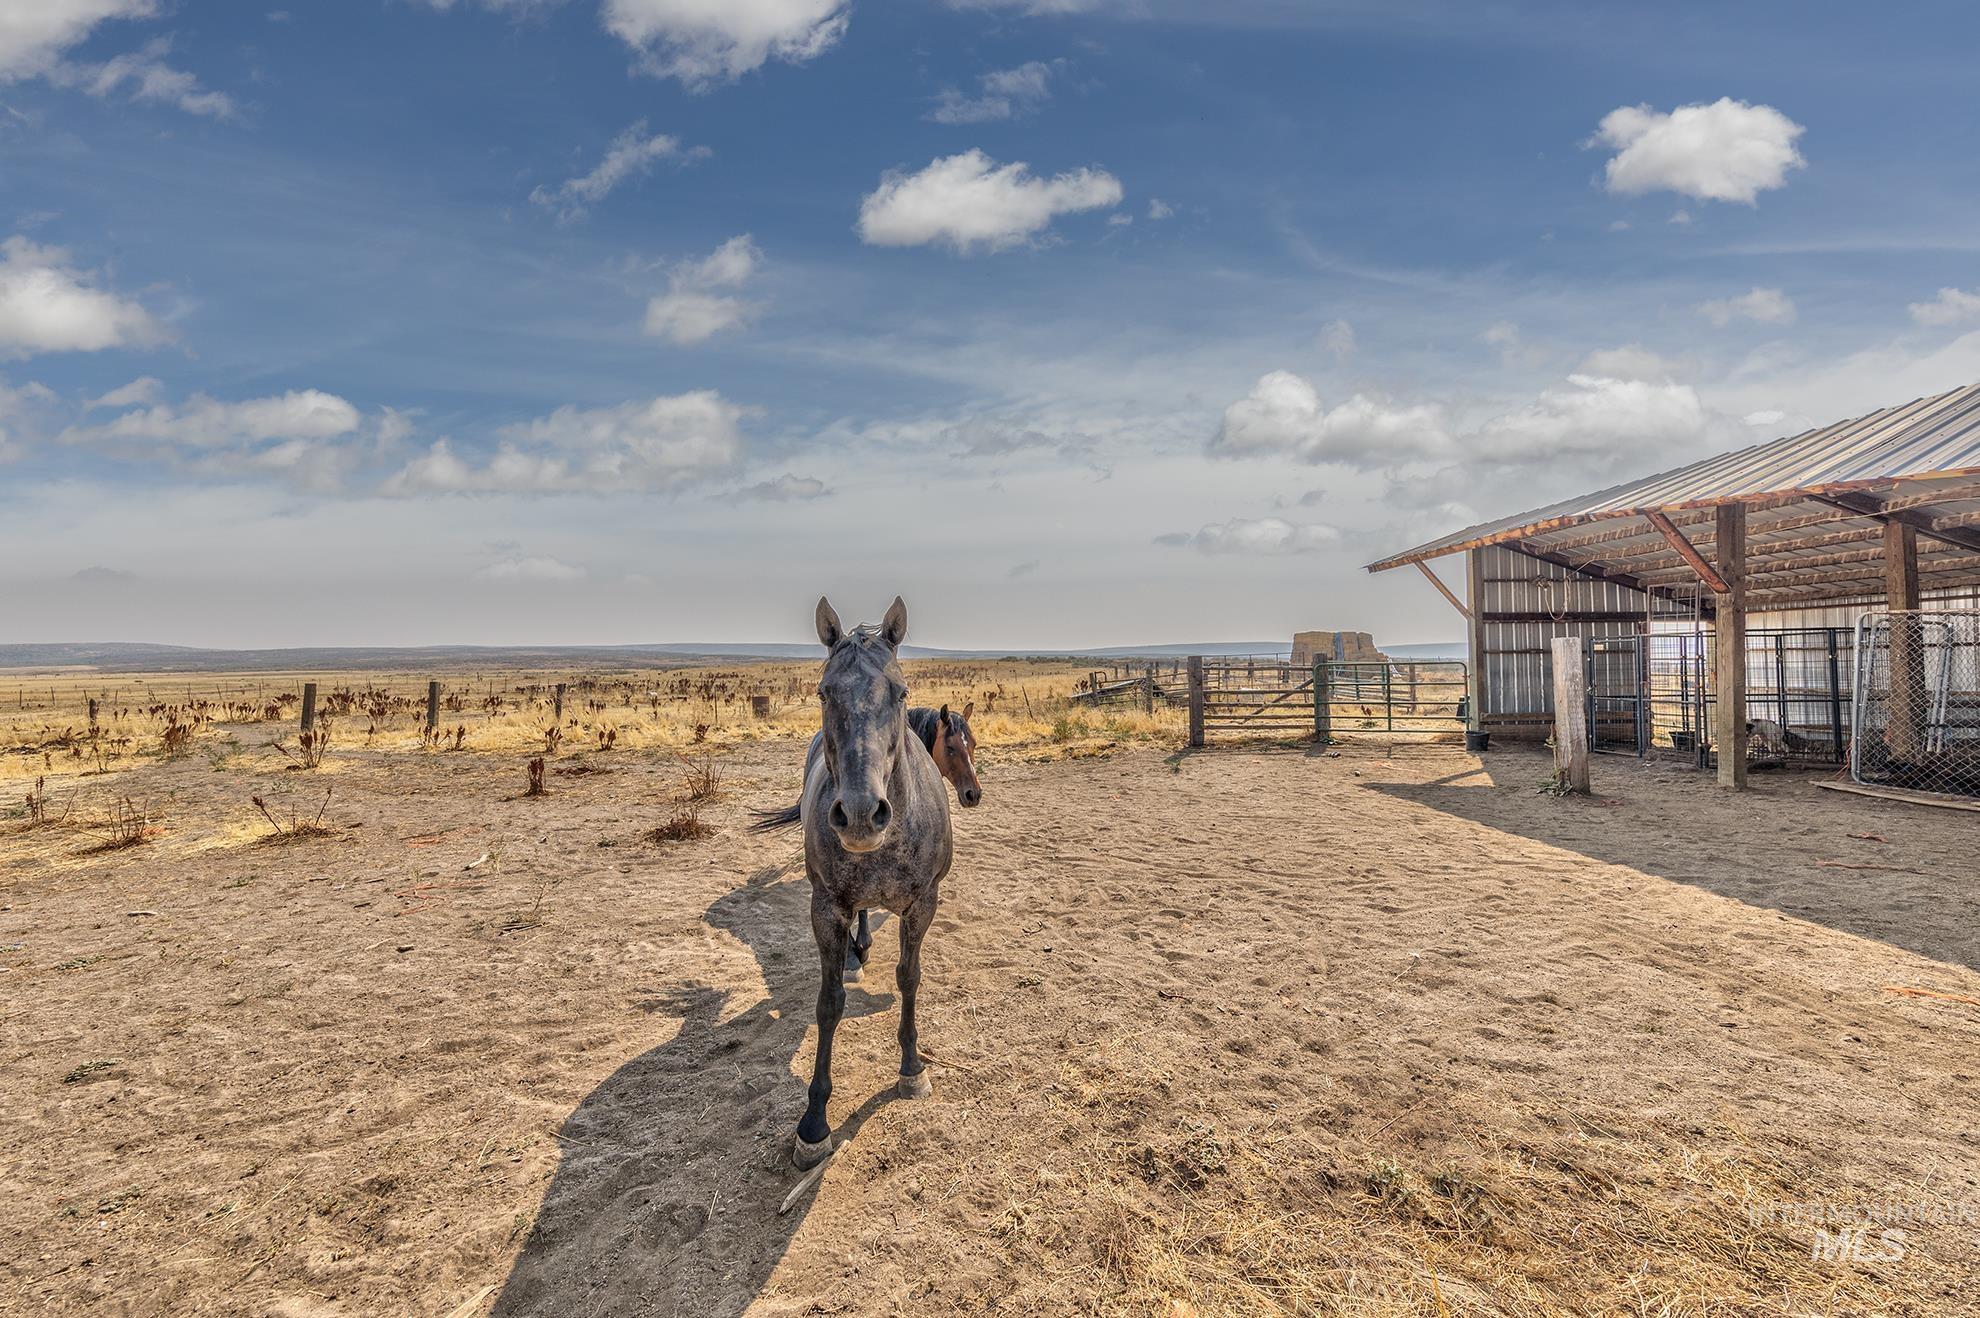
554 683 567 722
300 682 318 735
1713 503 1747 788
1142 664 1155 714
1884 519 1924 763
1186 656 1205 748
425 680 442 733
1312 657 1332 742
1549 636 1590 795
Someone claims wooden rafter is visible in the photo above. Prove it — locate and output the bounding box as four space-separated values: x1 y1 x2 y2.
1873 480 1980 515
1736 553 1980 594
1644 511 1730 594
1811 491 1980 555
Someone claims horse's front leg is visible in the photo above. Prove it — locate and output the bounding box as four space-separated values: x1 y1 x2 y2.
843 908 872 982
795 902 851 1168
894 898 934 1099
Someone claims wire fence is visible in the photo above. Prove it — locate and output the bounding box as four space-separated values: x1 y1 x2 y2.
1852 610 1980 799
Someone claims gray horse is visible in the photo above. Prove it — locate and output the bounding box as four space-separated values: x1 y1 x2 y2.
752 701 979 983
793 596 953 1169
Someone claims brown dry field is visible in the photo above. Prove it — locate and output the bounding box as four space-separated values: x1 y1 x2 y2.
4 673 1980 1316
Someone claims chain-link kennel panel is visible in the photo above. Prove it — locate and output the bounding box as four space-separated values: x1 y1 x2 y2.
1852 611 1980 799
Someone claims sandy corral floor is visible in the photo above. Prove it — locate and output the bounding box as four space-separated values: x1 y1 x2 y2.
3 731 1980 1316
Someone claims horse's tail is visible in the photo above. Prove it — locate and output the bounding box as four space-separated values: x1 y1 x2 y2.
749 801 803 833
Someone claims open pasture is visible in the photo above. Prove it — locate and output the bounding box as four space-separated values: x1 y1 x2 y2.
3 663 1979 1316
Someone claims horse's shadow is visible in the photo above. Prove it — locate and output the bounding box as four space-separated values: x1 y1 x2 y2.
490 865 897 1318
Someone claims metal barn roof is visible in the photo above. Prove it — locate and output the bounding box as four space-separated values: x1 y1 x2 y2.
1365 382 1980 611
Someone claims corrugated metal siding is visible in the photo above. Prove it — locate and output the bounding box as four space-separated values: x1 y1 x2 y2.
1476 545 1674 717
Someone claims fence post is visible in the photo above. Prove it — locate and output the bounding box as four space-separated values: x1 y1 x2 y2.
554 682 567 723
426 680 441 733
300 682 318 735
1550 637 1590 794
1186 656 1205 748
1825 630 1845 764
1312 657 1331 742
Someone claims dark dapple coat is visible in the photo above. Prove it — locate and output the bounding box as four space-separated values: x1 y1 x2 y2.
792 597 953 1168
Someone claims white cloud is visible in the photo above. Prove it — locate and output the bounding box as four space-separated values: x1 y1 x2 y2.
1208 370 1450 469
1318 318 1355 357
1147 198 1174 221
0 376 57 463
1697 286 1796 327
1590 98 1805 205
1480 319 1550 368
1576 345 1679 380
601 0 848 87
1157 517 1342 555
67 388 361 448
86 375 164 409
52 37 233 117
929 60 1057 124
0 236 170 357
1470 374 1711 465
0 0 152 80
644 234 760 345
475 555 586 582
729 473 829 501
383 391 747 495
857 149 1123 254
59 386 372 493
529 121 701 223
1909 287 1980 328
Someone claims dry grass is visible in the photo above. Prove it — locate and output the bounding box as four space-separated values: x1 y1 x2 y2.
250 789 336 843
675 749 726 803
79 796 158 853
994 1035 1930 1317
642 803 713 844
0 660 1183 799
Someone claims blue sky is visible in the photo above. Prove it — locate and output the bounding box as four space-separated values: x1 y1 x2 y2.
3 0 1979 649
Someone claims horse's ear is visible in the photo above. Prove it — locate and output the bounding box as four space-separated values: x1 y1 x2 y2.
961 701 974 722
815 597 843 648
939 703 950 727
880 595 908 649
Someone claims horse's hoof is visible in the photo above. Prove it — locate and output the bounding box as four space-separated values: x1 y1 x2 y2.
792 1132 834 1169
843 964 862 983
896 1070 932 1100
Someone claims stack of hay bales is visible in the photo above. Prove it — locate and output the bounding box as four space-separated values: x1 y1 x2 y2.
1290 630 1387 666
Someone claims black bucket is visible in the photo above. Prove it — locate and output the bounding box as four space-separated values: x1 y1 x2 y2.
1465 729 1491 753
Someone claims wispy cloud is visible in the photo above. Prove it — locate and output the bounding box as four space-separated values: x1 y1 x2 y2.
529 120 705 223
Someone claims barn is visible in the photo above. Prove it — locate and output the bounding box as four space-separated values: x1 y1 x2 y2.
1366 382 1980 800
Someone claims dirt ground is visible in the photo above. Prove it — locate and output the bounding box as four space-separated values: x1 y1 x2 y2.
4 725 1980 1316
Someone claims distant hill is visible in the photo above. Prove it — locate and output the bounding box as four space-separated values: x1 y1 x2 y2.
0 638 1464 674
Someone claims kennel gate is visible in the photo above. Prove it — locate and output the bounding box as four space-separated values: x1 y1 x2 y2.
1851 610 1980 800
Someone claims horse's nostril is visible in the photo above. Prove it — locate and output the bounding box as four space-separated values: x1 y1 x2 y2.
963 789 981 806
871 799 892 831
829 801 850 829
